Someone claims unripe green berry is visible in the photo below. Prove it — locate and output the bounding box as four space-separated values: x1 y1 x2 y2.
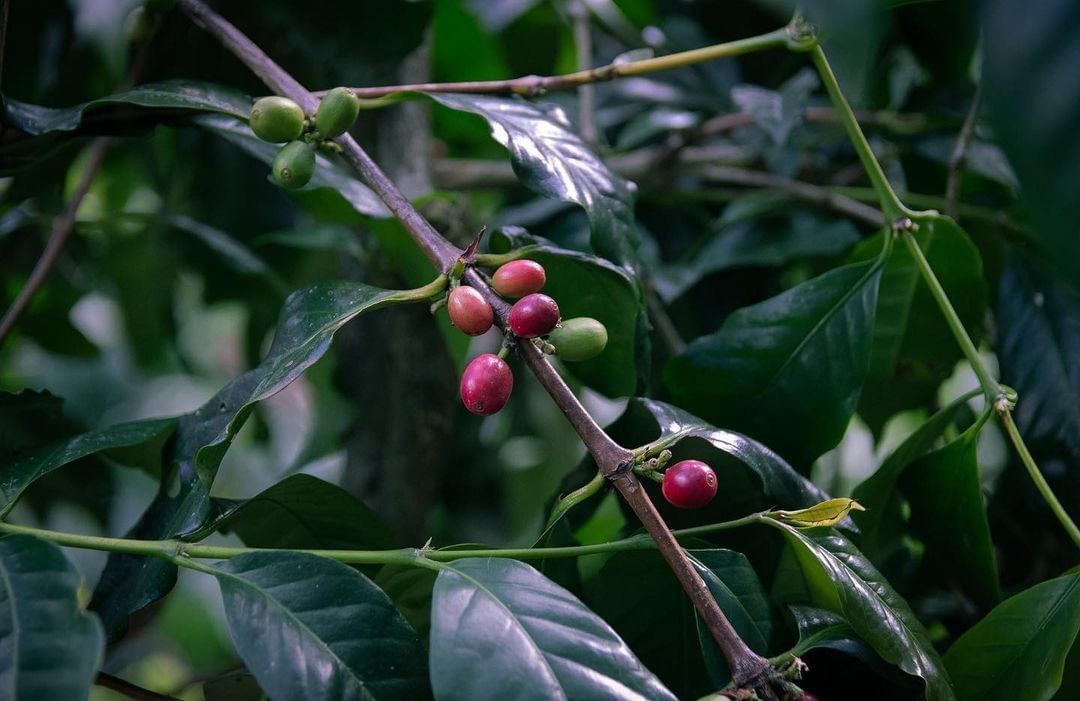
272 141 315 190
548 317 608 361
316 87 360 139
123 6 152 44
250 96 306 143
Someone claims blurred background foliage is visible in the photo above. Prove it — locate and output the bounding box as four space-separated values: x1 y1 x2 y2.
0 0 1076 699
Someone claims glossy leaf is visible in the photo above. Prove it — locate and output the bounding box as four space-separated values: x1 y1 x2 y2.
428 93 640 267
998 256 1080 459
490 228 646 396
429 558 674 701
1 80 250 135
0 416 177 517
204 474 395 550
665 254 884 468
944 572 1080 701
209 551 430 700
852 390 974 559
589 548 771 697
983 0 1080 287
635 399 832 514
0 534 104 700
92 280 414 638
854 216 987 432
195 114 389 218
770 524 954 700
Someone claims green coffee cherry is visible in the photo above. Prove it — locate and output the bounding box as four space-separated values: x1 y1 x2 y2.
123 6 152 44
548 317 608 361
272 141 315 189
250 97 305 143
315 87 360 138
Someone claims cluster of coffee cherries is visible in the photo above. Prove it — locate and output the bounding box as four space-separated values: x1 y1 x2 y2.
247 87 361 190
448 259 608 416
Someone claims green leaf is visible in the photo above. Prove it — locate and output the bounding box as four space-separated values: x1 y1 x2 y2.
429 558 675 701
203 474 395 550
998 256 1080 459
0 534 104 699
490 228 646 396
854 216 987 432
901 416 1002 610
92 280 416 638
664 255 885 468
852 390 975 559
195 114 390 218
208 551 430 700
983 0 1080 287
588 548 771 697
772 498 866 529
769 524 954 700
944 572 1080 701
0 416 177 517
633 399 833 513
1 80 250 135
428 93 640 267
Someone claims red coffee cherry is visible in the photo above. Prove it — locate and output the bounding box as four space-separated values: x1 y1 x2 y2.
492 260 546 298
447 286 494 336
459 354 513 415
661 460 718 509
508 293 560 338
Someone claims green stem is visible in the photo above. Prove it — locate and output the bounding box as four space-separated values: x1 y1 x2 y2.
999 411 1080 548
809 45 908 221
899 229 1001 399
0 513 761 565
545 470 606 530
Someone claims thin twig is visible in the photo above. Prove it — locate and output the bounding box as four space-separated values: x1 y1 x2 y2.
96 672 181 701
569 0 597 144
944 83 982 219
0 138 109 346
0 0 10 89
177 0 771 687
645 283 685 355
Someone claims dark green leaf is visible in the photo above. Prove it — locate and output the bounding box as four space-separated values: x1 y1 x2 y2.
166 214 286 291
664 255 885 468
490 228 645 396
0 534 104 699
0 416 177 517
983 0 1080 287
1 80 250 135
854 216 987 431
92 280 413 637
901 416 1002 609
430 558 674 700
195 114 390 218
853 390 975 559
770 524 954 700
998 256 1080 459
203 474 395 550
944 572 1080 700
209 551 430 700
429 93 640 267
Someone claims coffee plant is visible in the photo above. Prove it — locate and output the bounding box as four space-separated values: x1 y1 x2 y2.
0 0 1077 699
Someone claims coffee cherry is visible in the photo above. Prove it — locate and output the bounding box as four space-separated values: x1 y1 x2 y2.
447 286 493 336
548 317 607 361
661 460 718 509
316 87 360 139
492 260 546 298
272 141 316 189
508 293 560 338
460 354 513 415
250 96 305 143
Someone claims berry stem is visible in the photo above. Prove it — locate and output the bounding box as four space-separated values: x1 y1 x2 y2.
179 0 773 686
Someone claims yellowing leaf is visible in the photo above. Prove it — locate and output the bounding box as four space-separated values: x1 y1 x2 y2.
771 498 866 528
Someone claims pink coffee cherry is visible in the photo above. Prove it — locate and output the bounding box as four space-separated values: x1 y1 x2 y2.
447 286 494 336
661 460 718 509
492 259 546 298
508 293 560 338
459 353 513 415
